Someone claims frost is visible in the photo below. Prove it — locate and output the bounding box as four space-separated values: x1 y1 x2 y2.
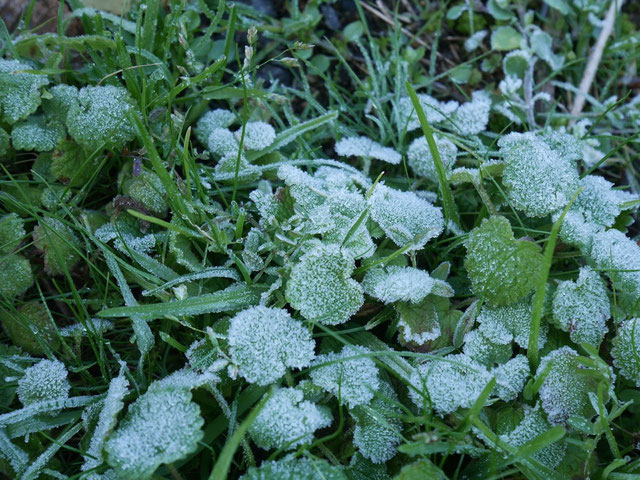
498 132 579 217
0 213 25 254
194 108 235 145
0 59 49 124
407 136 457 183
310 345 380 408
42 84 78 124
369 184 444 251
335 136 401 165
611 318 640 387
236 121 276 150
60 318 115 338
363 266 437 304
572 175 638 227
241 455 346 480
214 153 261 182
17 359 70 407
465 30 488 51
33 218 81 275
556 210 599 252
476 300 547 350
395 94 458 132
95 223 157 256
67 85 137 149
463 329 512 367
249 387 332 450
490 355 529 402
409 354 491 414
208 127 238 156
285 244 364 325
121 169 168 216
499 406 566 468
0 301 58 354
552 266 610 347
228 306 315 385
11 115 65 152
0 254 33 298
530 28 564 71
464 216 544 306
538 130 583 162
0 127 8 156
450 91 491 135
104 384 204 479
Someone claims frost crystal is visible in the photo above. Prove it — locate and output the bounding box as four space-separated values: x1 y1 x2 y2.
611 318 640 387
17 359 70 407
450 91 491 135
67 85 137 149
310 345 380 408
363 266 435 304
60 318 115 338
228 306 315 385
369 184 444 251
395 94 458 132
552 266 610 347
476 300 547 350
464 216 544 306
194 108 235 145
0 59 49 124
463 329 512 367
490 355 529 402
286 244 364 325
11 115 65 151
208 127 238 156
407 135 457 183
42 84 79 124
214 153 261 182
409 354 491 414
0 213 25 254
121 169 168 216
241 455 346 480
236 121 276 150
105 384 204 479
498 132 579 217
572 175 638 227
249 387 332 450
0 254 33 297
335 136 401 165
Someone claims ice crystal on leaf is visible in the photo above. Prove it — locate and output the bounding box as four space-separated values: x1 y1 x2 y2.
104 383 204 480
490 355 530 402
121 168 168 216
0 213 25 254
572 175 638 227
17 359 70 407
363 266 447 304
60 318 114 338
286 244 363 325
552 266 610 347
33 218 81 275
0 59 48 124
476 300 547 350
310 345 380 408
369 184 444 251
194 108 235 145
236 121 276 150
335 136 402 165
1 301 59 354
42 84 78 124
407 136 457 183
67 85 137 149
464 216 543 306
395 94 458 132
0 254 33 297
249 387 332 450
240 455 346 480
611 318 640 387
228 306 315 386
498 132 579 217
208 127 238 156
450 91 491 135
214 153 261 183
11 115 65 152
463 329 512 367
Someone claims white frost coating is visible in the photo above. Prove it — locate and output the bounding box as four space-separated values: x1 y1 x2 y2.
409 354 491 414
95 223 156 256
490 355 529 402
286 244 364 325
462 329 512 367
60 318 114 337
556 209 599 252
450 91 491 135
213 153 260 182
394 94 458 132
369 184 444 251
11 115 65 152
611 318 640 387
465 30 488 51
552 266 610 347
17 359 70 407
572 175 638 227
310 345 380 408
194 108 235 144
498 132 579 217
249 387 332 450
207 127 238 156
236 121 276 150
476 300 547 350
407 135 458 183
241 455 346 480
0 59 49 124
335 136 401 165
362 266 434 304
228 306 315 386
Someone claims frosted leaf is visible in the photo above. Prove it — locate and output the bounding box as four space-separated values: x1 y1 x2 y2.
335 136 401 165
499 406 566 468
502 49 531 78
572 175 638 227
369 184 444 251
407 136 457 183
121 170 168 216
409 354 491 414
611 318 640 387
462 329 512 367
0 127 8 156
0 59 49 124
450 91 491 135
490 355 529 401
0 301 58 354
285 244 363 325
194 108 235 145
60 318 115 338
498 132 579 217
11 115 65 152
240 455 346 480
537 347 600 425
207 127 238 156
556 210 599 252
17 359 70 407
33 218 81 275
396 299 442 345
552 266 610 347
149 368 218 392
249 387 332 450
95 223 156 256
242 228 266 271
42 84 78 124
67 85 137 149
228 306 315 386
395 94 458 131
352 381 402 463
363 266 436 304
346 453 391 480
277 164 325 211
214 153 261 182
464 216 544 306
0 254 33 297
476 300 547 349
538 130 583 162
0 213 25 254
236 121 276 150
310 345 380 408
530 28 564 71
465 30 488 51
499 74 523 96
314 165 370 191
104 386 204 479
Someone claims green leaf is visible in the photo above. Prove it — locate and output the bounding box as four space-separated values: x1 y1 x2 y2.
393 459 448 480
343 21 364 42
491 26 523 51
